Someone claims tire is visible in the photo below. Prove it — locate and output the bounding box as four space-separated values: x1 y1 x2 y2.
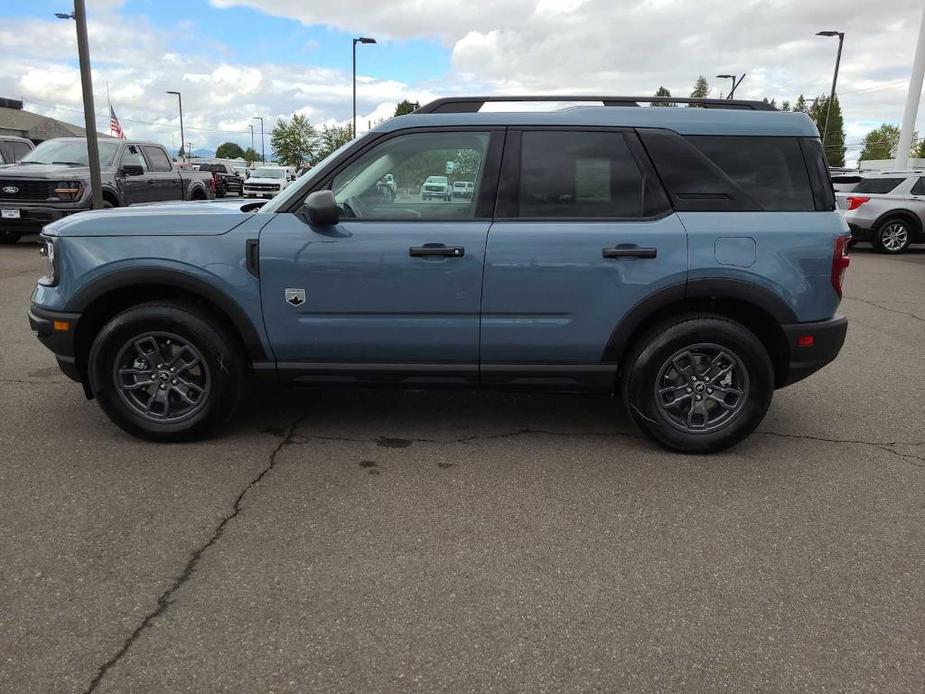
0 230 21 244
621 314 774 453
873 217 912 254
88 301 245 442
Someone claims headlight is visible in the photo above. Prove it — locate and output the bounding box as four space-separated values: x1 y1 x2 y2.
53 181 83 201
38 237 57 286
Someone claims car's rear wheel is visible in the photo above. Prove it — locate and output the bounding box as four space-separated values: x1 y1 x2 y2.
621 314 774 453
874 218 912 254
88 302 245 441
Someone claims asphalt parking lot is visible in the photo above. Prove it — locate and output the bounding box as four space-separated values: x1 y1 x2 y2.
1 239 923 693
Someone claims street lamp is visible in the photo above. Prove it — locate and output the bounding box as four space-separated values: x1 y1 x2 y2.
817 30 845 148
252 116 265 163
352 37 376 138
166 91 185 162
56 1 103 209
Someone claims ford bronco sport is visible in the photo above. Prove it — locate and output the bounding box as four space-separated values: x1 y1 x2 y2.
29 96 850 452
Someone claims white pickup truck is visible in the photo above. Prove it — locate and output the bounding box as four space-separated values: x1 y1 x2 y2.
242 166 294 199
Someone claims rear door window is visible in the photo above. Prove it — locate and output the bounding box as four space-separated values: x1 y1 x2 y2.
685 136 814 211
143 145 173 172
854 178 905 194
506 130 668 218
911 177 925 195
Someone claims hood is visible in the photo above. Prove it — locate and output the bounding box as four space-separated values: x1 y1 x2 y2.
44 199 261 238
0 163 104 179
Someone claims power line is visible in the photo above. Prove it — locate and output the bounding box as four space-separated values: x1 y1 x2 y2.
23 98 255 136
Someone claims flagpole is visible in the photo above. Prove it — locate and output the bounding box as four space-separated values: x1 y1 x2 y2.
107 81 111 137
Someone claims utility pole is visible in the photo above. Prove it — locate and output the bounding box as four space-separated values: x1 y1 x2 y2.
252 116 264 163
57 1 102 209
249 124 255 151
898 3 925 168
166 91 185 162
352 37 376 138
817 30 845 147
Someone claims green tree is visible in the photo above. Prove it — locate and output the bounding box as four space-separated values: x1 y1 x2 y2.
913 137 925 159
780 100 791 112
316 123 353 160
808 95 845 166
270 113 317 168
690 76 710 98
243 147 260 164
652 86 676 107
215 142 245 159
394 100 420 116
793 94 808 113
858 124 902 162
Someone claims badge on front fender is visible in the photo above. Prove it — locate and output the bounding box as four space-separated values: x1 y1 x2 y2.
284 288 306 306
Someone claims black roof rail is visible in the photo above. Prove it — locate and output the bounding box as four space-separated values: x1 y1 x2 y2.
415 95 777 114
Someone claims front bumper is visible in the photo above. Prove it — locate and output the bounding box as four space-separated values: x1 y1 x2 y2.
0 202 87 233
779 314 848 387
28 304 82 383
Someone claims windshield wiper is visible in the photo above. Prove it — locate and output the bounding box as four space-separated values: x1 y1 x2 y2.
51 161 88 166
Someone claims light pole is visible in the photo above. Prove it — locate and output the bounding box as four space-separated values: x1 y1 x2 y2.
166 90 185 162
252 117 264 163
56 1 102 209
249 124 255 151
352 36 376 138
898 5 925 168
817 30 845 148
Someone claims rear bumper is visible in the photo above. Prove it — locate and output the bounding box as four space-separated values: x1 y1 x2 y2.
847 222 873 241
28 304 82 383
779 314 848 387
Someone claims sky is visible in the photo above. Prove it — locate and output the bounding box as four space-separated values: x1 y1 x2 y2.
1 0 923 163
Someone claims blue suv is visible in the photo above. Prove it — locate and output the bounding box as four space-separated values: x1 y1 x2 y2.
29 96 850 452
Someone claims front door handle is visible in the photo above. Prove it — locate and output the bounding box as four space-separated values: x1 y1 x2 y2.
409 244 465 258
146 179 157 184
602 247 657 259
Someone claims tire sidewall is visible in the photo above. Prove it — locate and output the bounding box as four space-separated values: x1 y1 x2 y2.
89 303 243 441
623 317 774 453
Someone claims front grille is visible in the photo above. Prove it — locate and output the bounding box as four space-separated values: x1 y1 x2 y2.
245 183 280 192
0 179 52 202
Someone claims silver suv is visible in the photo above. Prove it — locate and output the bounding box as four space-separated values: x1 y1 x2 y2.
837 171 925 253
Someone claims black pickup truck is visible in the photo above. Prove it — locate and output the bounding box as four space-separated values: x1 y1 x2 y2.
0 138 213 243
196 162 244 198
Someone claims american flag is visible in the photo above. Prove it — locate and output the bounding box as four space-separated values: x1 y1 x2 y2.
109 105 125 139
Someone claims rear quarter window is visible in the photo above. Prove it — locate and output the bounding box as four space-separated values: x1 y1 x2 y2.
854 177 906 194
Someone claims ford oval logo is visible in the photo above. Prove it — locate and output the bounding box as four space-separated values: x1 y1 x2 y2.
1 186 18 194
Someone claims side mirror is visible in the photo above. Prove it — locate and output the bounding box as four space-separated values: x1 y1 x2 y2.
121 164 144 177
304 190 339 226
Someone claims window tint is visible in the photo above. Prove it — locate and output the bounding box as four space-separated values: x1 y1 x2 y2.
686 136 814 211
143 145 173 172
120 145 148 172
799 138 836 210
13 142 32 161
854 177 905 194
912 177 925 195
330 131 490 220
510 131 665 218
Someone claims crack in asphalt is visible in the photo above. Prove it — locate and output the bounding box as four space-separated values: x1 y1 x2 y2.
0 378 70 385
844 295 925 324
83 410 308 694
756 430 925 469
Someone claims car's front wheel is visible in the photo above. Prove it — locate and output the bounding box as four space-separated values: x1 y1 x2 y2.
621 314 774 453
874 218 912 254
88 302 245 441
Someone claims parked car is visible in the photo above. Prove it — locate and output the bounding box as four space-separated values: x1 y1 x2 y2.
0 138 213 244
232 165 250 179
28 95 849 453
243 166 292 199
452 181 474 199
836 171 925 253
197 162 244 198
421 175 451 201
0 136 34 165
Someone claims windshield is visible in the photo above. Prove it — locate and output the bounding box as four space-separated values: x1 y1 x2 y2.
21 139 120 166
253 168 286 179
260 134 367 213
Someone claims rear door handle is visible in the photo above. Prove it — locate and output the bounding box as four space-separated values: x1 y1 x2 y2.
409 245 465 258
602 247 657 259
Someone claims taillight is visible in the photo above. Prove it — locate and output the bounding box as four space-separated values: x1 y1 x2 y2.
209 175 216 191
831 236 850 298
846 195 869 211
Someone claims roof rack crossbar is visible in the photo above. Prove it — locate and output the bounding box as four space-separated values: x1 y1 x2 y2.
415 95 777 114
